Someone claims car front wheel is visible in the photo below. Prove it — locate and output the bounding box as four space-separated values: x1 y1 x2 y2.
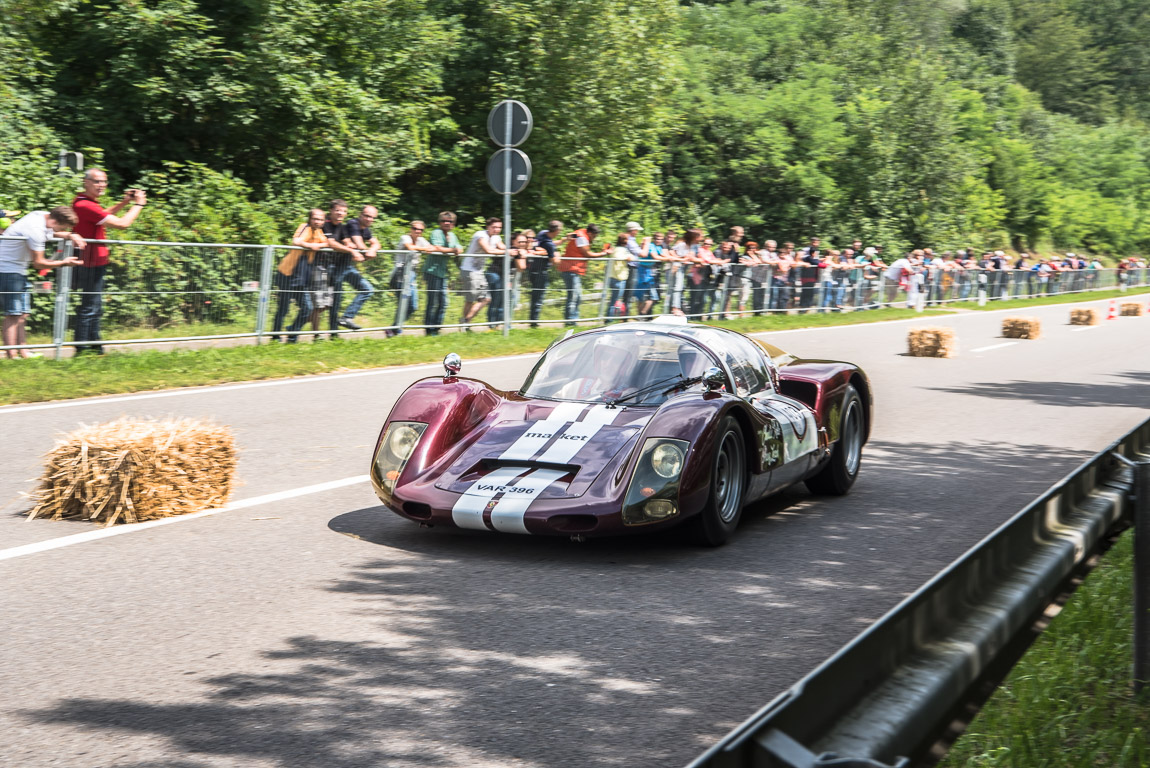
692 416 747 546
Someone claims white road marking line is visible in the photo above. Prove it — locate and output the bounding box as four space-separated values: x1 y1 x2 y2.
489 468 569 534
450 467 529 531
970 342 1019 353
0 474 370 563
4 292 1145 415
1071 325 1102 332
0 354 539 415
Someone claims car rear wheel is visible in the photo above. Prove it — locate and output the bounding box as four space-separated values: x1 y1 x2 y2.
692 416 746 547
805 385 863 496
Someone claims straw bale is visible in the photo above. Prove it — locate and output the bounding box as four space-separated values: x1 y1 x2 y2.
1069 308 1099 326
1120 302 1145 317
27 418 236 526
907 327 957 358
1002 316 1041 339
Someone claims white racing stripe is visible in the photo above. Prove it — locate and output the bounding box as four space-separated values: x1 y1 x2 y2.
450 467 530 531
489 468 569 534
0 474 370 563
499 402 586 461
536 404 619 465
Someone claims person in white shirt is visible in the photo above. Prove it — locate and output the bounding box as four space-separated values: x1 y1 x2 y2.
461 218 503 329
0 208 84 359
884 255 912 305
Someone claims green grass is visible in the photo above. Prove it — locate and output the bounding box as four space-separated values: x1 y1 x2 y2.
940 531 1150 768
4 280 1147 406
0 307 943 405
960 286 1150 312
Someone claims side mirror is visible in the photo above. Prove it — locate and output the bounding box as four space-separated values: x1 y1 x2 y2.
443 353 462 377
703 366 726 391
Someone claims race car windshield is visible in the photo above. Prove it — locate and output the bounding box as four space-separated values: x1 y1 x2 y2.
521 330 715 405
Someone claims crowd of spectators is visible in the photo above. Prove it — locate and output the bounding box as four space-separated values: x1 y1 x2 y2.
272 205 1150 338
2 182 1148 357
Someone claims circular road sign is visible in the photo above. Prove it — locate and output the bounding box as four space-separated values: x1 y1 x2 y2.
487 100 533 147
486 149 532 195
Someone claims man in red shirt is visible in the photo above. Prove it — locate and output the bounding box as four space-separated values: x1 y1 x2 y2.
554 223 605 325
71 168 147 354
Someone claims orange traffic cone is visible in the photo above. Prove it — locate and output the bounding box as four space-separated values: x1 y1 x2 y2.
1107 300 1117 320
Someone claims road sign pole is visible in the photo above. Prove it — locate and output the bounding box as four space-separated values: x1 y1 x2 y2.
486 99 532 338
503 105 512 337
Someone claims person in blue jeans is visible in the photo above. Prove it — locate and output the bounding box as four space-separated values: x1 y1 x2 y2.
0 208 83 359
337 205 380 331
424 212 461 335
606 234 631 320
486 231 528 324
527 221 561 327
272 208 326 342
392 221 431 335
320 200 362 339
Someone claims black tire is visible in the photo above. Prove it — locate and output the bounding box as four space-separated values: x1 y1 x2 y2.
805 385 864 496
692 416 747 546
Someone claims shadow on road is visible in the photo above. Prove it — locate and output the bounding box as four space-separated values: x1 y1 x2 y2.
926 370 1150 409
19 440 1094 768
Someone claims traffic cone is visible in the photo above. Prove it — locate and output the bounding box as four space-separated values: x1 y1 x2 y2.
1107 300 1117 320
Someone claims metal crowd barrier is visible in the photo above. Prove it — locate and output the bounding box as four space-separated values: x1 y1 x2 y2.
1 233 1148 357
687 415 1150 768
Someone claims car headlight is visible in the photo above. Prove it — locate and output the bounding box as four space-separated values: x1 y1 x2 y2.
623 438 689 526
651 443 684 478
372 421 428 499
388 424 422 461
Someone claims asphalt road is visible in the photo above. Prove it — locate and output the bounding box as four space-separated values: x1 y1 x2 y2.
2 297 1149 768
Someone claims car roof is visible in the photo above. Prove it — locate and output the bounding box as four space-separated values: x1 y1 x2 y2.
574 320 794 365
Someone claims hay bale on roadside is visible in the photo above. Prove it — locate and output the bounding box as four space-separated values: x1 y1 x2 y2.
1002 316 1041 339
907 327 957 358
1070 308 1099 326
1120 302 1145 317
27 418 236 527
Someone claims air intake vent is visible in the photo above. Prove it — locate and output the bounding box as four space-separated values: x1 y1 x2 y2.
779 379 818 409
403 502 432 520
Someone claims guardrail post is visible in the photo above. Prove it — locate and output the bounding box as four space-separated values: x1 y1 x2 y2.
254 245 274 345
397 254 415 335
598 254 613 322
52 242 73 360
1135 459 1150 694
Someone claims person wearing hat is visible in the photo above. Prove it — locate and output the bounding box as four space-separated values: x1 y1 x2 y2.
0 210 20 234
624 221 658 318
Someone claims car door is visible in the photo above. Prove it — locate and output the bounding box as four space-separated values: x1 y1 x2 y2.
748 391 819 491
718 333 821 492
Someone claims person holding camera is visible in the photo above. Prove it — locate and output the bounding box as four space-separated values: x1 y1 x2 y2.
71 168 147 355
1 208 85 359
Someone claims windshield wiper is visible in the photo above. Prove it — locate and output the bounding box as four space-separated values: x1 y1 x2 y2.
607 374 696 407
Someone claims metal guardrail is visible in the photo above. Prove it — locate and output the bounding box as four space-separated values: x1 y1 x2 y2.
2 232 1149 355
687 415 1150 768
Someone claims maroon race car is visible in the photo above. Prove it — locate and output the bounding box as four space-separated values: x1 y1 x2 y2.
370 317 872 545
